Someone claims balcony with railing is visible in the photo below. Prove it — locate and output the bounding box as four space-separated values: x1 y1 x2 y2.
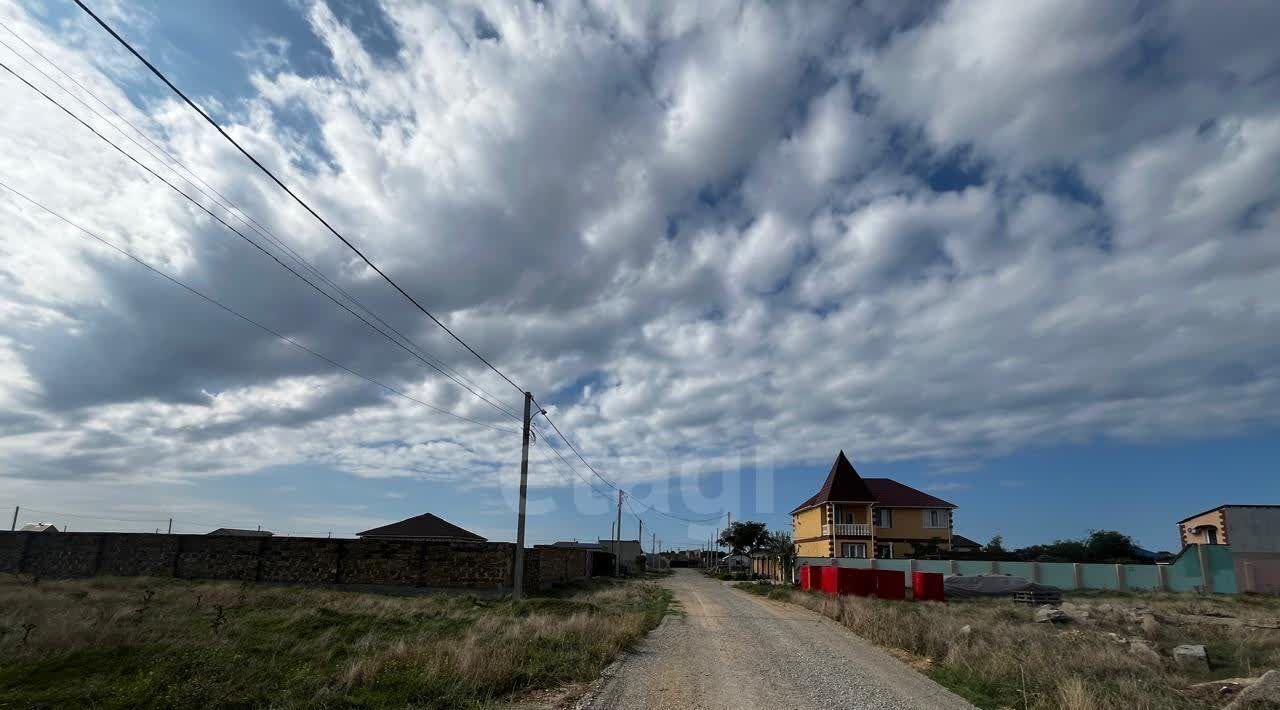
822 523 872 537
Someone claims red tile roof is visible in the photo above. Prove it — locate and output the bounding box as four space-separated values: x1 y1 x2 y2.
863 478 957 509
789 450 875 514
790 452 957 513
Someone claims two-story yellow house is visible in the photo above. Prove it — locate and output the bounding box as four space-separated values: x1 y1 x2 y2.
792 451 957 559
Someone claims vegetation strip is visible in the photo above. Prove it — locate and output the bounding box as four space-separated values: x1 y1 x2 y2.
733 581 1280 709
0 574 670 709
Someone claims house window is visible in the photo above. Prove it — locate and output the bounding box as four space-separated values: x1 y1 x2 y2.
873 508 892 528
924 509 948 528
841 542 867 558
876 543 893 559
844 511 857 524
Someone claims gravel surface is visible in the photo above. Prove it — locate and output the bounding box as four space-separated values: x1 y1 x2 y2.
578 569 975 710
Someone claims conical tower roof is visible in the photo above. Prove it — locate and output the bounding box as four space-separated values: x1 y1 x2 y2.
789 450 876 513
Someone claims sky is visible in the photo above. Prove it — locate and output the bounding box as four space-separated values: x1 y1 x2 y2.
0 0 1277 552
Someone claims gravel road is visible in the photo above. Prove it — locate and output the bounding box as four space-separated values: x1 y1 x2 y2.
578 569 975 710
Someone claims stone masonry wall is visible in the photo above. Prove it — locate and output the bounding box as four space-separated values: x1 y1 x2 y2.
0 532 591 593
525 546 597 591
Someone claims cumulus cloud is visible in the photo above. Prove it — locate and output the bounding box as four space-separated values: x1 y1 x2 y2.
0 0 1276 508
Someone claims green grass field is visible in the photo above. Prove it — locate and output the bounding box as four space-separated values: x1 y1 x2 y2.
0 574 670 709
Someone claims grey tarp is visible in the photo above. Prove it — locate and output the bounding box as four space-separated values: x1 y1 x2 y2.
943 574 1060 598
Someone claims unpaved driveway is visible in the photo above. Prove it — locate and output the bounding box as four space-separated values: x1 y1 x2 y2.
579 569 974 710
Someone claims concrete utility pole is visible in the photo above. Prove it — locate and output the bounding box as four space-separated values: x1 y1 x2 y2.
513 391 533 600
10 506 17 531
638 518 644 570
614 489 624 576
167 518 172 535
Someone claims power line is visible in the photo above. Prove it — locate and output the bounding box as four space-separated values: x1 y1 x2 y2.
0 179 520 436
2 27 524 424
0 58 521 425
74 0 524 394
534 406 724 524
15 12 723 531
534 404 619 490
533 436 615 502
0 29 522 423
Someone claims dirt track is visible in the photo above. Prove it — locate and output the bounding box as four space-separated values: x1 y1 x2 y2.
578 569 975 710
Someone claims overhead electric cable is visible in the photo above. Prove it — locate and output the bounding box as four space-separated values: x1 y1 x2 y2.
75 0 524 394
0 179 520 436
0 24 521 422
533 404 619 490
0 59 520 424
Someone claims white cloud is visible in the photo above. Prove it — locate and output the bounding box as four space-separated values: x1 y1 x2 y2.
0 0 1276 510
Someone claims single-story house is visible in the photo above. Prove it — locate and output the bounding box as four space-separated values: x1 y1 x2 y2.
207 528 272 537
20 523 58 533
950 534 982 554
357 513 486 542
599 539 644 572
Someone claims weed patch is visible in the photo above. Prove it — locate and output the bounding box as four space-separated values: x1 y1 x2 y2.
0 575 669 709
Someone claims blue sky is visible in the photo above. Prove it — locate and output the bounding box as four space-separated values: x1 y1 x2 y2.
0 0 1278 553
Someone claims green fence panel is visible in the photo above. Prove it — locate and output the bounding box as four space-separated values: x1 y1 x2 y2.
1039 563 1076 589
1166 549 1205 592
917 560 951 574
1080 564 1119 590
956 560 994 575
1205 546 1237 593
1001 562 1036 579
1123 565 1160 590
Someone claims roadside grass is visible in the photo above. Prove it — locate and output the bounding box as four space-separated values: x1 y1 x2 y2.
0 574 670 709
732 581 792 602
760 586 1280 710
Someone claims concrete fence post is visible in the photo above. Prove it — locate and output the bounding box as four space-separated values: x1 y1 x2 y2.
991 560 1000 575
949 559 958 575
1196 544 1214 593
1244 562 1256 594
1115 563 1126 591
1031 561 1041 584
1156 563 1168 592
1072 563 1083 590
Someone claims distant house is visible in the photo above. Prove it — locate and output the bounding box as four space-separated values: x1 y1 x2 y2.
599 539 644 572
20 523 58 533
1177 505 1280 552
357 513 486 542
551 541 605 551
950 534 982 554
1178 505 1280 595
792 451 957 560
207 528 272 537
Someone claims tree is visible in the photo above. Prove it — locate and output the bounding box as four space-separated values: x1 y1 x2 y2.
910 536 947 559
985 534 1006 554
717 521 769 554
761 531 798 582
1084 530 1139 562
1017 539 1088 562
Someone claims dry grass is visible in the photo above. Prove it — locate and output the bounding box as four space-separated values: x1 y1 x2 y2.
776 588 1280 710
0 574 670 709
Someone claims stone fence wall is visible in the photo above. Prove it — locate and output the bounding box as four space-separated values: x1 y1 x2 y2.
0 532 596 594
